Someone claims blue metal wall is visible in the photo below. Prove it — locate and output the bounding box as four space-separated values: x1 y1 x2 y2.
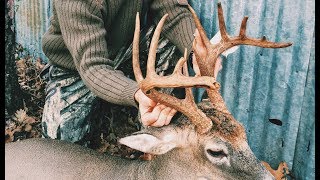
14 0 315 179
15 0 52 61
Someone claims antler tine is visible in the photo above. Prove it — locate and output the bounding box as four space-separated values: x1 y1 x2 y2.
173 48 189 75
132 12 143 83
217 2 229 41
239 16 248 38
146 14 169 78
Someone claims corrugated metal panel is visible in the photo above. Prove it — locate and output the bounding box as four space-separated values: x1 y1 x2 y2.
292 32 315 179
189 0 315 179
15 0 52 61
14 0 314 179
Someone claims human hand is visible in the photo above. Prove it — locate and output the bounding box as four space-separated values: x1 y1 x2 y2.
192 29 222 79
134 89 177 127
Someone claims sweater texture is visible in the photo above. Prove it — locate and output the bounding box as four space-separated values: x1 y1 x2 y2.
42 0 196 107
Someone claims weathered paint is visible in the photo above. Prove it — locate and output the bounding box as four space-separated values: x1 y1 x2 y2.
15 0 52 61
14 0 315 179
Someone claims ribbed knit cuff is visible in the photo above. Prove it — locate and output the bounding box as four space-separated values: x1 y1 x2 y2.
121 80 140 108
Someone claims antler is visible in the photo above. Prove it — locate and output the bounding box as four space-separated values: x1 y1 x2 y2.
188 3 292 114
133 13 217 134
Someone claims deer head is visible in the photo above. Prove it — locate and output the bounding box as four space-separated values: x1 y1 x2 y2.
120 3 292 180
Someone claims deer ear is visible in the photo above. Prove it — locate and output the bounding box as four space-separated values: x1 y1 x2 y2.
119 133 177 155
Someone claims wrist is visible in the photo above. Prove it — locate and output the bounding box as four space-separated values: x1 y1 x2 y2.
134 89 143 103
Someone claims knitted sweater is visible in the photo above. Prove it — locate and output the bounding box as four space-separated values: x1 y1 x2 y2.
42 0 196 107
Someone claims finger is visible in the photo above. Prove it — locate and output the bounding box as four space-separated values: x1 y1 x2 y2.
150 106 172 127
165 108 177 125
141 104 166 126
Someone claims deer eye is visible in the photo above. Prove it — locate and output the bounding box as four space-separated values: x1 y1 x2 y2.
207 149 227 158
204 141 230 165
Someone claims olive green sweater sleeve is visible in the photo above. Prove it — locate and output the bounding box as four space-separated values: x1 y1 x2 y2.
150 0 196 57
53 0 139 107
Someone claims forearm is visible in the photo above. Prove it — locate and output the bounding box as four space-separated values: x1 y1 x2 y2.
79 63 139 107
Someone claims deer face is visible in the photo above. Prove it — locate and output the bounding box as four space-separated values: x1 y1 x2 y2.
202 136 274 180
120 102 274 179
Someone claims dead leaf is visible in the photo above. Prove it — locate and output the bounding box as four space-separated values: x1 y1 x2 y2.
24 124 32 132
13 109 27 123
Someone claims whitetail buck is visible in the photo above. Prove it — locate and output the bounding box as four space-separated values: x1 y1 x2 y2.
5 3 292 180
